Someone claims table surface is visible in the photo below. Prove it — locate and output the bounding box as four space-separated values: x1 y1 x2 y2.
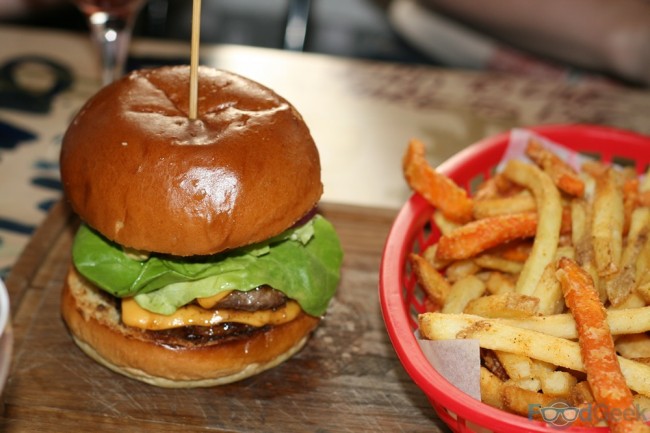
2 23 650 432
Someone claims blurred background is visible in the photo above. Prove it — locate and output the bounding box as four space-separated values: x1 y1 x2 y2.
0 0 434 65
2 0 650 87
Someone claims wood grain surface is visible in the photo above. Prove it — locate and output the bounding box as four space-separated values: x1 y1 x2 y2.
0 200 449 432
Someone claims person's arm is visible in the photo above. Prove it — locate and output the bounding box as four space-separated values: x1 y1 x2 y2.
419 0 650 85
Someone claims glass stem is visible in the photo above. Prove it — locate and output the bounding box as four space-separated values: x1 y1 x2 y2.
87 11 137 85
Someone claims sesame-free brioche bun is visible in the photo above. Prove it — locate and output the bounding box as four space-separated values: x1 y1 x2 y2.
61 267 320 388
60 66 322 256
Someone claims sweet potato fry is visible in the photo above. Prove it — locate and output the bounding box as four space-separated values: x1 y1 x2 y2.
525 139 585 197
403 138 473 223
435 211 538 261
556 257 649 433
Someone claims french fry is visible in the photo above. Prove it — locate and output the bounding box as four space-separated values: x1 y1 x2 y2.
482 349 509 381
464 292 539 319
432 210 461 236
633 395 650 422
441 274 486 314
525 139 585 197
582 160 609 178
473 254 524 274
615 334 650 359
539 370 578 397
641 167 650 211
556 257 649 433
494 351 533 380
421 244 449 270
502 384 557 418
473 172 522 201
571 198 604 301
635 219 650 303
531 246 574 315
641 166 650 194
484 271 516 295
403 139 473 223
640 191 650 207
410 253 450 308
532 262 565 316
637 282 650 304
472 190 536 219
506 377 541 393
436 211 538 261
404 137 650 425
623 178 640 235
418 312 650 397
570 381 595 407
496 306 650 339
444 259 480 283
480 367 505 409
610 292 647 310
605 208 650 306
496 240 533 263
503 160 562 296
591 167 625 277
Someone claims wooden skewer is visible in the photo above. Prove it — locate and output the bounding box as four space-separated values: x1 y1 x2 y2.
189 0 202 120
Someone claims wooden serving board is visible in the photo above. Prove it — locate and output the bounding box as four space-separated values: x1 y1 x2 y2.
0 201 448 432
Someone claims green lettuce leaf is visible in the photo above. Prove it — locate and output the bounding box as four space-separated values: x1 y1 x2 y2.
72 215 343 316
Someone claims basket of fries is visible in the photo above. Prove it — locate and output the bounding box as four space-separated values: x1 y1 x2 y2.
380 124 650 433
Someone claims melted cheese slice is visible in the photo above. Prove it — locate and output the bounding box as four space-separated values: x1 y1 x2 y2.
195 290 233 309
121 297 302 331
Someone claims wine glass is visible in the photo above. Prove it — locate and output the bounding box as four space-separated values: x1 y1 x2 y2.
73 0 147 85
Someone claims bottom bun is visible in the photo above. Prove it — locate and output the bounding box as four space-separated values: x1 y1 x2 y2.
61 267 320 388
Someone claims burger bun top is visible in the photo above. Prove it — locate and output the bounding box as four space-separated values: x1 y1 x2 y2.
60 66 323 256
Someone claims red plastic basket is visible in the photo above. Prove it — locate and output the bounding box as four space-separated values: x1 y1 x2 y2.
379 124 650 433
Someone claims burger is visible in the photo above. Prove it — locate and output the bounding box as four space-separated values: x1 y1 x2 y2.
59 65 344 388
